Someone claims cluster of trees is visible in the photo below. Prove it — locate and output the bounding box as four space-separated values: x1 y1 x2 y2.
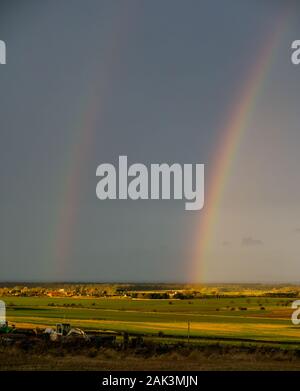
128 291 198 299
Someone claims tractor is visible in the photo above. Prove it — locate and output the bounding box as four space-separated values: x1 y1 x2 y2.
0 321 15 334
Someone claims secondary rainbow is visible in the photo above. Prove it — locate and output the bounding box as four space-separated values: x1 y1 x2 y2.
50 6 136 278
190 12 291 282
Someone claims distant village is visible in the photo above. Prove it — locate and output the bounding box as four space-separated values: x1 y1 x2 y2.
0 285 193 299
0 283 299 299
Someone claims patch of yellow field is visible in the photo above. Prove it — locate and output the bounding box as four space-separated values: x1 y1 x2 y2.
7 315 300 341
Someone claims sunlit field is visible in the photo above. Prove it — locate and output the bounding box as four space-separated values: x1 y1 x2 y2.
3 295 300 345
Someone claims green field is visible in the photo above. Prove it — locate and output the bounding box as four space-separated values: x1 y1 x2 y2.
3 296 300 345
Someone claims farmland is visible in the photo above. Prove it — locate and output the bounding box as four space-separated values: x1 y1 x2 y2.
2 284 300 370
3 295 300 344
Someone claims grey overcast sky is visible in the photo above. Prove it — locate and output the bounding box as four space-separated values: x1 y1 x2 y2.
0 0 300 283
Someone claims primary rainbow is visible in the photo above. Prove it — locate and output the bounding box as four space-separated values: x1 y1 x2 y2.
190 12 291 283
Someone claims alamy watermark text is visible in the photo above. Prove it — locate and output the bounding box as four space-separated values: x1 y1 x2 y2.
96 156 204 211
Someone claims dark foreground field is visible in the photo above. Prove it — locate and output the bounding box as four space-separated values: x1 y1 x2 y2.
2 344 300 371
0 341 300 371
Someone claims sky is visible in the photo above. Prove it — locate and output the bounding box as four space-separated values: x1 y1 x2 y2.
0 0 299 283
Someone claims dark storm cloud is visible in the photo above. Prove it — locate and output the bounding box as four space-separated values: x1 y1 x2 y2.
0 0 299 282
241 237 263 247
222 241 231 247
